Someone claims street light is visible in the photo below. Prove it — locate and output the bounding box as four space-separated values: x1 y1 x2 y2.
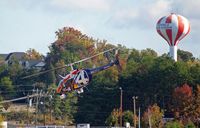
119 87 123 127
132 96 138 128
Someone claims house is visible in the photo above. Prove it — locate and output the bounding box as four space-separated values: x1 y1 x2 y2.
0 52 45 70
0 54 8 60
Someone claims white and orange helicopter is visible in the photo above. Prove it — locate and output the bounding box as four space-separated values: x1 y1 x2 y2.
23 48 121 99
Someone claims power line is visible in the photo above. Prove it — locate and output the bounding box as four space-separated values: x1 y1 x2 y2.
4 89 51 92
0 84 35 86
0 93 46 104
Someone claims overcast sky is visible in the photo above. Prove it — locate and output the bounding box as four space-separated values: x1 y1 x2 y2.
0 0 200 57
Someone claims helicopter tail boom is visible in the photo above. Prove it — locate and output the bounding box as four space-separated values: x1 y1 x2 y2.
89 50 122 74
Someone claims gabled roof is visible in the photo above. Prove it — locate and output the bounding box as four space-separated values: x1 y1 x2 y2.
5 52 26 61
0 52 45 68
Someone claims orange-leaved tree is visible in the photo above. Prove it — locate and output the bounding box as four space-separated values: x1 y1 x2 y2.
171 84 194 124
142 104 164 128
24 48 43 60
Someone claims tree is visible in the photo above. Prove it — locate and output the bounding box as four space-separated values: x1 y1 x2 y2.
24 48 43 60
127 48 140 63
60 92 78 123
142 104 164 128
0 115 5 122
177 49 194 62
141 48 157 57
0 56 4 65
105 109 120 126
33 82 46 90
43 59 56 85
190 63 200 87
170 84 200 126
54 60 66 78
0 64 8 80
185 121 196 128
48 26 122 125
52 94 62 120
174 61 192 85
171 84 194 123
165 121 184 128
48 27 95 65
7 56 23 83
192 85 200 125
123 110 134 126
75 85 119 125
0 77 14 98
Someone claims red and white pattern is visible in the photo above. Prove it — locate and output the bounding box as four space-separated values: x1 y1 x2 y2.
156 13 190 46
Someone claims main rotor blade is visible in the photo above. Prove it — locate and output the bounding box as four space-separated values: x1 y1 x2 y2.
21 48 117 79
65 48 117 66
21 65 66 79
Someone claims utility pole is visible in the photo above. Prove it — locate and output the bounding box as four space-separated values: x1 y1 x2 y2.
50 103 52 123
132 96 138 128
138 107 141 128
43 96 46 126
119 87 123 127
35 88 39 127
27 94 29 127
49 95 53 123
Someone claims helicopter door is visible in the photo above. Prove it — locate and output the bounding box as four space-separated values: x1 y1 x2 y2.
74 70 89 88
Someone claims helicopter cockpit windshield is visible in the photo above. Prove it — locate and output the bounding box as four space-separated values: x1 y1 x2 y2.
74 70 89 87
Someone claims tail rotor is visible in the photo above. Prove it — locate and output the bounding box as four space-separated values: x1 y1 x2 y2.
114 49 122 72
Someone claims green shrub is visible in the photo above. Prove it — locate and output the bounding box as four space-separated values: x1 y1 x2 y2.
165 121 184 128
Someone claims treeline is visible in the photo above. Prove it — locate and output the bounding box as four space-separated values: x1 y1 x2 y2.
0 27 200 127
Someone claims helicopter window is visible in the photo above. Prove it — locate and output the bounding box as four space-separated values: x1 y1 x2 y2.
84 71 88 79
74 72 80 80
84 72 87 78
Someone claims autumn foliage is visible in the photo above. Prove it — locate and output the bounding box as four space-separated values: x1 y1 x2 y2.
172 84 200 125
143 104 164 128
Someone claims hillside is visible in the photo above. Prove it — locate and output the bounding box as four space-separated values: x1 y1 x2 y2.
0 27 200 127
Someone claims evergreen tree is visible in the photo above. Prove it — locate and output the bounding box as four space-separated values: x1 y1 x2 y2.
0 77 14 98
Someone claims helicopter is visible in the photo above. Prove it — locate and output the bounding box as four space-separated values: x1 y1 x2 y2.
22 48 121 99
